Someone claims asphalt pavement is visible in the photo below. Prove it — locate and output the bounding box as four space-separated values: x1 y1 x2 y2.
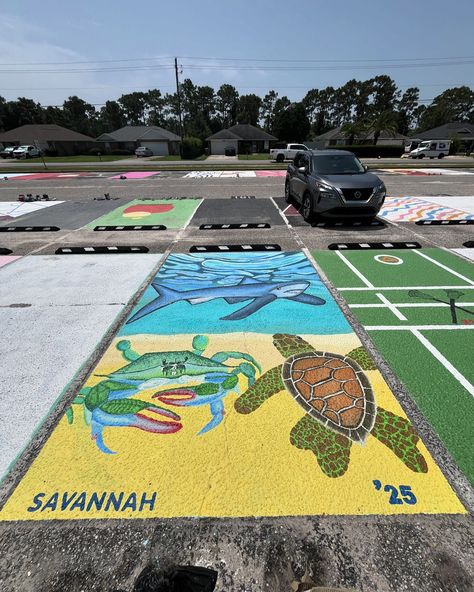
0 171 473 592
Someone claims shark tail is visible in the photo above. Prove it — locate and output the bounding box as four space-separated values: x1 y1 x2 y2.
126 284 179 324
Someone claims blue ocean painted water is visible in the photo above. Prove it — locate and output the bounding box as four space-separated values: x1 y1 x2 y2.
120 252 352 335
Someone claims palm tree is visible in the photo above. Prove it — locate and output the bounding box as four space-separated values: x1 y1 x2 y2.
366 110 399 145
340 121 368 145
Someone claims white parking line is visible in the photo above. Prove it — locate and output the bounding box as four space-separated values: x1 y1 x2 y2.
334 250 374 288
412 250 474 286
339 285 474 291
375 292 407 320
411 329 474 397
365 325 474 330
350 302 474 308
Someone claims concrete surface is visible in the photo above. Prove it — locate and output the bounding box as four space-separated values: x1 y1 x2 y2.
0 254 162 479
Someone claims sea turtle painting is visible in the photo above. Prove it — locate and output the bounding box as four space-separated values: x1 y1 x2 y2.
234 333 428 478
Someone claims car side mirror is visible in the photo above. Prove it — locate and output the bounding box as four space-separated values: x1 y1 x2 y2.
363 164 368 172
298 166 308 174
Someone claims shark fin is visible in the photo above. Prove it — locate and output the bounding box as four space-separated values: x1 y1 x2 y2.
289 293 326 306
222 294 277 321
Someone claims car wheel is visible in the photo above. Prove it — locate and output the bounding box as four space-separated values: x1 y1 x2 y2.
438 153 445 159
284 180 292 203
276 154 284 163
302 192 316 223
418 154 424 159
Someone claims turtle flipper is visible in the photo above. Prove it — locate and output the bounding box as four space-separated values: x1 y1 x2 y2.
347 346 377 370
290 415 351 478
234 365 284 414
372 408 428 473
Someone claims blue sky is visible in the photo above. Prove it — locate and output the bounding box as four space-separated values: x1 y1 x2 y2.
1 0 473 106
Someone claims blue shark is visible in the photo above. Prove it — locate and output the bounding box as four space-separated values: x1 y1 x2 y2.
127 278 326 323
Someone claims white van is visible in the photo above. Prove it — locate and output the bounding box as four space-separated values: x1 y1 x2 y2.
409 140 450 159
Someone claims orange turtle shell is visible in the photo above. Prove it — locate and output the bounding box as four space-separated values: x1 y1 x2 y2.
282 351 376 443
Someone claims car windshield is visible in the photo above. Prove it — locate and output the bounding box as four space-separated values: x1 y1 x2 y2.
311 154 365 175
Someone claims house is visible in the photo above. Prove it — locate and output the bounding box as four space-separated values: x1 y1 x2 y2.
414 122 474 150
206 124 277 155
0 124 95 156
96 126 181 156
311 126 409 149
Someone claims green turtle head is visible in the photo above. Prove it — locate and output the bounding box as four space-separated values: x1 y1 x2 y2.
272 334 314 358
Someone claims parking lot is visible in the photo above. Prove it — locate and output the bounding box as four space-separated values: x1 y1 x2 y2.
0 169 473 591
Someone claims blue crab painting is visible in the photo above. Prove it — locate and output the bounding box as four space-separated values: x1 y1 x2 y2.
67 335 260 454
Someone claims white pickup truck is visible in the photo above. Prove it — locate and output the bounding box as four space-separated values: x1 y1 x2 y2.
270 143 309 163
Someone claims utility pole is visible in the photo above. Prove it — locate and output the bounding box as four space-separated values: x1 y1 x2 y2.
174 57 184 142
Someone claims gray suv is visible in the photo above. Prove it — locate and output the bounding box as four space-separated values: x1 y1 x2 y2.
285 149 386 222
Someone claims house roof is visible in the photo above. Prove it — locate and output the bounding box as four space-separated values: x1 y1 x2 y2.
97 125 180 142
207 124 277 141
0 124 94 143
415 122 474 140
314 126 410 141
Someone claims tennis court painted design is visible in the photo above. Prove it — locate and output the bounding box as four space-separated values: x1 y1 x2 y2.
312 248 474 485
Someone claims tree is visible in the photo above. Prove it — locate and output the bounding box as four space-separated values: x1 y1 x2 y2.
340 121 367 145
260 90 278 131
118 92 148 125
370 75 400 117
145 89 165 126
237 94 262 125
273 102 310 142
302 87 336 136
333 79 359 125
216 84 239 128
98 100 125 133
366 110 399 145
3 97 44 129
397 87 420 134
43 106 66 127
62 96 96 135
418 86 474 131
236 94 262 126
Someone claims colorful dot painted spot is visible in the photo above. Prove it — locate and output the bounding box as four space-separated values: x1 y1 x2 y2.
374 255 403 265
123 204 174 219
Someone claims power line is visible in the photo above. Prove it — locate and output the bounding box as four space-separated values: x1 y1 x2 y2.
1 54 473 67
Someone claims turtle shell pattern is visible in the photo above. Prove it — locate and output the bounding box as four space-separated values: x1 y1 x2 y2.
282 351 376 443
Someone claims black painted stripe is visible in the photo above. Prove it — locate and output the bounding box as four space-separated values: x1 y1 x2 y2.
199 223 271 230
416 219 474 225
463 241 474 248
0 247 13 255
328 241 421 250
231 196 256 199
190 244 281 252
94 225 166 231
56 246 149 254
0 226 60 232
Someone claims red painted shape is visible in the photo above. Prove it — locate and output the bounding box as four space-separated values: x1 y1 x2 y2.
284 205 301 216
123 204 174 215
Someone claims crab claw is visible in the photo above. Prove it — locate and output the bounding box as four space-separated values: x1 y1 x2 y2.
153 388 197 406
90 406 182 454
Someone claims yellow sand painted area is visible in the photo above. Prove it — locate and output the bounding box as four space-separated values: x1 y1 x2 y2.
0 333 465 520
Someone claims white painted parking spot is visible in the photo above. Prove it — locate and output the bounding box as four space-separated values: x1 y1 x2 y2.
0 254 162 480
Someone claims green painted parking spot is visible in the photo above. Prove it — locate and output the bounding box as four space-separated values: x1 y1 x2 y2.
314 249 474 289
369 330 474 485
424 330 474 383
85 199 202 229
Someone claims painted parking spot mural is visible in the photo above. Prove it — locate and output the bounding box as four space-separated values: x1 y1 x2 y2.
85 199 202 229
0 201 63 222
380 196 474 222
0 251 464 520
312 248 474 486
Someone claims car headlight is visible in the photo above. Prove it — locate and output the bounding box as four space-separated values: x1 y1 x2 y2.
317 182 339 199
373 182 386 196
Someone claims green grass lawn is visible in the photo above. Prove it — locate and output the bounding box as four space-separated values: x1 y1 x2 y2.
238 153 272 160
24 155 132 163
151 154 208 161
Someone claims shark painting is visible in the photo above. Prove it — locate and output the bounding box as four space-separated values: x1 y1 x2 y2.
127 278 326 323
